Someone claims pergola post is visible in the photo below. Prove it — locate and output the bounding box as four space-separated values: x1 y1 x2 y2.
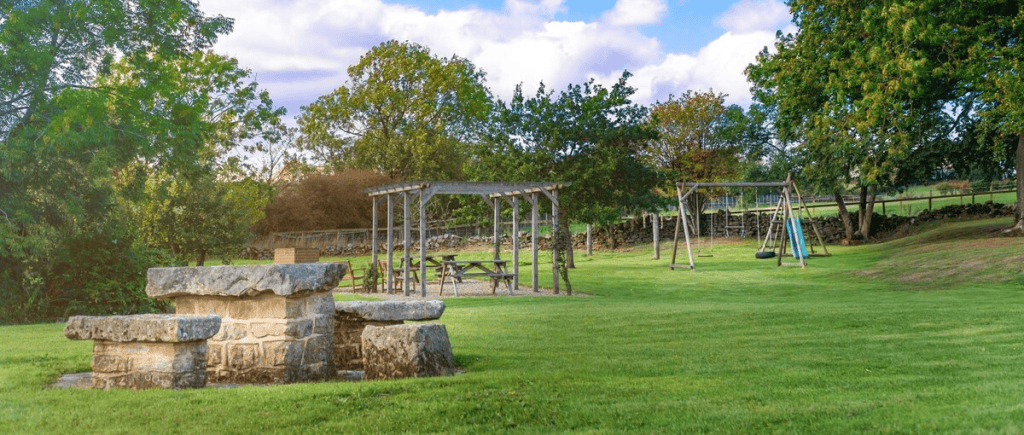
403 192 411 296
371 195 379 290
511 196 520 290
551 189 560 295
386 194 394 294
419 188 428 297
529 192 539 293
493 197 501 260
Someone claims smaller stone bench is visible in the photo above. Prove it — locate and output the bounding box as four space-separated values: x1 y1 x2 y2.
64 314 221 389
333 300 444 370
362 323 456 380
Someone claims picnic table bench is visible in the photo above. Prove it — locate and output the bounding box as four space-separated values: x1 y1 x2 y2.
439 260 514 296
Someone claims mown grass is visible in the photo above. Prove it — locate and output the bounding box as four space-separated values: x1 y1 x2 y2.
4 217 1024 433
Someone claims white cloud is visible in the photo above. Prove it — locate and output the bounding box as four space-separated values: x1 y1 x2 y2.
602 0 669 27
200 0 793 117
716 0 791 34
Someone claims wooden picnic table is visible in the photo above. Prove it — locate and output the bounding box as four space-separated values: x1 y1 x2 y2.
401 254 458 269
439 260 514 296
400 254 459 283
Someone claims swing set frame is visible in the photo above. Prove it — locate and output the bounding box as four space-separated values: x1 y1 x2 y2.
670 174 830 271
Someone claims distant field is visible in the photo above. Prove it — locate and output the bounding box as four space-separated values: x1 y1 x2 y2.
4 216 1024 433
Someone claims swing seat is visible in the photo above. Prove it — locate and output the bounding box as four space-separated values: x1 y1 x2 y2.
755 250 776 259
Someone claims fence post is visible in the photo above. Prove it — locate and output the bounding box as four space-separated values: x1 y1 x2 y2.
928 191 932 210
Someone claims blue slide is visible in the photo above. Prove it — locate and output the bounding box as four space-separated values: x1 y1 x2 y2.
787 218 808 259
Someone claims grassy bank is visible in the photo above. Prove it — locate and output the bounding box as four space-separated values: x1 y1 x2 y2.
3 217 1024 433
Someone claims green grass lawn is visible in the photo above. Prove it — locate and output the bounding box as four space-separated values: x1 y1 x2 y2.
4 217 1024 433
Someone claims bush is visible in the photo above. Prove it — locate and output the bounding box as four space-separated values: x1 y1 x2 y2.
255 169 394 234
0 218 171 324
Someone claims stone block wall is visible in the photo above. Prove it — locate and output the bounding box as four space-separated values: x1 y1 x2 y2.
64 314 220 390
175 292 336 383
333 313 402 370
90 341 208 389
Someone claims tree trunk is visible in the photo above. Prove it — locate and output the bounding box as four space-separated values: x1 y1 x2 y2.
1012 133 1024 232
196 248 206 267
834 190 854 240
858 186 878 239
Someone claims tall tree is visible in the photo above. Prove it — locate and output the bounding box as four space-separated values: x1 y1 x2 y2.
297 40 492 180
473 72 662 291
746 0 966 238
0 0 235 321
103 51 283 265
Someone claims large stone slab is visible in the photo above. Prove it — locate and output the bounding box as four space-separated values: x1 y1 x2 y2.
145 263 346 299
334 300 445 322
361 323 456 380
64 314 221 343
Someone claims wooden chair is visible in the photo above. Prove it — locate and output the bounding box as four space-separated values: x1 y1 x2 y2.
340 260 369 292
376 259 418 290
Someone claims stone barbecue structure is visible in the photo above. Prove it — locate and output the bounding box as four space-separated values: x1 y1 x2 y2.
333 300 445 370
362 323 456 380
146 263 346 384
64 314 221 389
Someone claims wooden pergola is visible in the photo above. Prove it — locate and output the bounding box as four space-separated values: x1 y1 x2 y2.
364 182 568 297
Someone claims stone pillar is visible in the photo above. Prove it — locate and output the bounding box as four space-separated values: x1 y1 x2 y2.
64 314 221 389
146 263 345 384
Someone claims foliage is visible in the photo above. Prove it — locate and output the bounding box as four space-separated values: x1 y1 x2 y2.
122 169 271 266
255 169 394 234
647 90 749 184
100 51 284 266
0 0 276 321
297 40 492 180
476 72 663 227
0 0 232 142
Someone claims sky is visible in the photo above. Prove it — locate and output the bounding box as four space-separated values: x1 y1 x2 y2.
197 0 797 122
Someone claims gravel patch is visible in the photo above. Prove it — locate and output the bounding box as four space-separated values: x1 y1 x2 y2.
335 279 586 300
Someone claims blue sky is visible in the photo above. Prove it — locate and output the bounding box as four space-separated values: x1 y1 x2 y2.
198 0 795 121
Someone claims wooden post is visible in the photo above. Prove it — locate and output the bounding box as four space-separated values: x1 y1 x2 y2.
512 196 520 291
493 198 501 260
403 192 411 296
419 190 427 297
652 212 660 260
551 189 560 294
929 191 933 210
530 193 540 293
586 224 593 257
372 196 379 291
386 194 394 294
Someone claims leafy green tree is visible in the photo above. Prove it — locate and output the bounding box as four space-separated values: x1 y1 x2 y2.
123 168 270 266
746 0 966 238
0 0 277 321
472 72 662 291
297 40 492 180
101 51 284 265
